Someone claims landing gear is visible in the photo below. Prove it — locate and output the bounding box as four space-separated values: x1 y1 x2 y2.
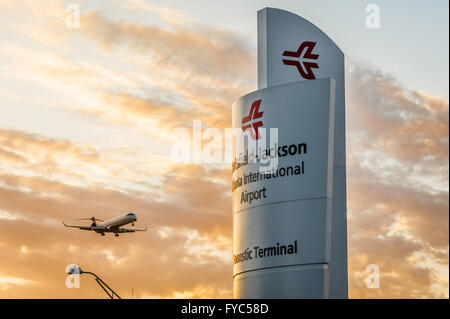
132 222 135 227
101 233 105 237
115 234 119 237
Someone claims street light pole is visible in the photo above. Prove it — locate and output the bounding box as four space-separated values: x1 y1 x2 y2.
68 267 121 299
82 271 122 299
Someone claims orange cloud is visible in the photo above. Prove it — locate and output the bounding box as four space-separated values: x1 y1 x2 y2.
346 63 449 298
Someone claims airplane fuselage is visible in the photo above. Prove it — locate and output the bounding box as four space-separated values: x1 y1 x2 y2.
92 213 137 233
99 213 137 228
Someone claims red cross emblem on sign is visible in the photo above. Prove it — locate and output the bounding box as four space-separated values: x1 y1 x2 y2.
242 99 263 140
242 100 264 140
282 41 319 80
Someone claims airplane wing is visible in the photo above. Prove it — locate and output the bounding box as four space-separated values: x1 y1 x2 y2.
62 222 106 231
114 227 148 233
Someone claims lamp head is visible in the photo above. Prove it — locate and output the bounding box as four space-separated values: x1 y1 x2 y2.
68 266 83 275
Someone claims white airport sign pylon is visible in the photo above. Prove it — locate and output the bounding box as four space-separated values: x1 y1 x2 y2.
232 7 347 298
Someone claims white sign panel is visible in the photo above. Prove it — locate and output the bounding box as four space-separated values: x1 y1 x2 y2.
232 79 335 297
260 7 348 298
232 7 348 299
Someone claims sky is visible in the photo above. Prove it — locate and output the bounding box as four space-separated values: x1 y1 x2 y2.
0 0 448 298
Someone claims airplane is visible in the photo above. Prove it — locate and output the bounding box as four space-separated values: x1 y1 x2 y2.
62 213 147 237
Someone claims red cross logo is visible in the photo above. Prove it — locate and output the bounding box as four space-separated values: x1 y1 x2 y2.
282 41 319 80
242 99 263 140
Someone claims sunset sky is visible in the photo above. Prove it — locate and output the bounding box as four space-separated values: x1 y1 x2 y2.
0 0 448 298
